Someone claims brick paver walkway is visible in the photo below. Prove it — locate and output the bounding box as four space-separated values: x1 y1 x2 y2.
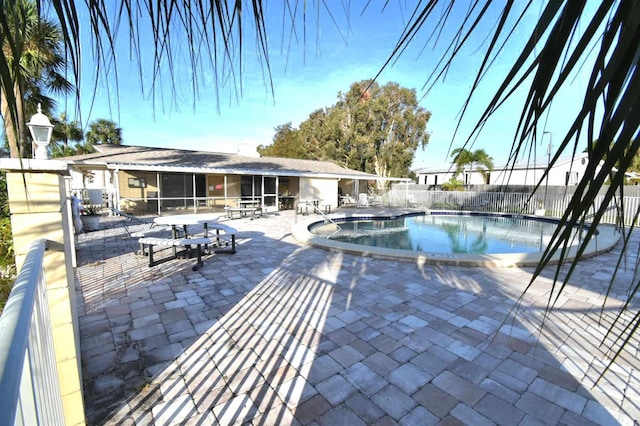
76 209 640 425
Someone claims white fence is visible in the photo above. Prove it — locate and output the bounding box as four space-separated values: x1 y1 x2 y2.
388 189 635 225
0 240 65 426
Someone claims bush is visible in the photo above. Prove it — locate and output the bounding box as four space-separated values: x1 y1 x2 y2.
0 217 15 314
441 178 465 191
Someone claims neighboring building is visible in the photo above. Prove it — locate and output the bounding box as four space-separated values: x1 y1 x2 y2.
61 144 409 214
414 152 593 188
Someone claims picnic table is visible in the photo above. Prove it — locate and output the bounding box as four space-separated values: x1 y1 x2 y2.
298 199 322 215
225 201 262 219
136 213 236 270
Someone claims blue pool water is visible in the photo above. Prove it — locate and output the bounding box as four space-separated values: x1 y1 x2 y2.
310 213 570 254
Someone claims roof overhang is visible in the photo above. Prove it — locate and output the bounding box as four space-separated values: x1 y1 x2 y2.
64 161 410 182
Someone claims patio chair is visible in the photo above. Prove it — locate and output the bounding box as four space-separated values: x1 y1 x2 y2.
357 193 369 208
407 194 419 207
109 207 156 236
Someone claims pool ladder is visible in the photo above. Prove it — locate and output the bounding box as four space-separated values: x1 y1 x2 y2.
307 203 342 238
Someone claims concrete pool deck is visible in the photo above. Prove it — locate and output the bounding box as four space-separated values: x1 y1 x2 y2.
77 208 639 425
293 208 621 267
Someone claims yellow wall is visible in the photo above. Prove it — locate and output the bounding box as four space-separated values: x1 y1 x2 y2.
117 171 158 212
6 171 86 426
299 177 338 208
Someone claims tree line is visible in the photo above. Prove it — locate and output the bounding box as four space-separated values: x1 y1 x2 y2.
258 80 431 185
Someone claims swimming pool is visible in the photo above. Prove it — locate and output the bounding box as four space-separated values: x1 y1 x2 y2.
292 210 620 267
310 214 563 254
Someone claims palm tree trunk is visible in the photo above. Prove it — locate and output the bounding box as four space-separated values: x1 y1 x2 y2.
1 91 19 158
2 82 27 158
15 82 27 158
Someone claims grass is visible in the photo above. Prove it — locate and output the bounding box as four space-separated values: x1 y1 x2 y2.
0 275 13 314
0 217 15 315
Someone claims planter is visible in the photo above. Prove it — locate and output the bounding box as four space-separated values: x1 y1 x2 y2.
81 215 100 232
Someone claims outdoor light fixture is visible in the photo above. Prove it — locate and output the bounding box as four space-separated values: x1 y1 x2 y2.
27 103 54 160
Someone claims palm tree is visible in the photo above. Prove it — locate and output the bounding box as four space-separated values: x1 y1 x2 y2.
451 147 494 188
50 112 83 157
1 0 639 358
0 0 73 158
85 119 122 148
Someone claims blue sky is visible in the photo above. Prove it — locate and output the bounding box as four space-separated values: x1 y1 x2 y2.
69 2 596 169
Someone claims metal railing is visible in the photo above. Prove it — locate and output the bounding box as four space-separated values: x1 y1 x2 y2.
389 189 635 226
0 239 64 426
118 196 274 216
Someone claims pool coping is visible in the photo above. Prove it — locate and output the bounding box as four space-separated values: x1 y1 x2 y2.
291 209 622 267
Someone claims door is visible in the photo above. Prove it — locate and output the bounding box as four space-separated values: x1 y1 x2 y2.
263 176 277 211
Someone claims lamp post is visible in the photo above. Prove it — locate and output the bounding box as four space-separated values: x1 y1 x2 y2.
27 103 54 160
543 131 552 212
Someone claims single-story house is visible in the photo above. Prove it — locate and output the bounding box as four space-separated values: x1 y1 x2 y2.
414 152 595 188
62 144 409 215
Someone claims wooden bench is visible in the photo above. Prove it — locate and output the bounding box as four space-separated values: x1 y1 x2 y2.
138 237 211 270
224 206 261 220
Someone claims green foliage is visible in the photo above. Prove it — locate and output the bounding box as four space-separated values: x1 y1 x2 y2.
451 147 494 184
589 138 640 178
82 204 101 215
257 123 307 158
50 112 86 158
0 218 15 268
0 218 16 313
0 174 15 312
50 117 120 157
440 178 465 191
261 80 430 181
0 172 8 218
85 119 123 147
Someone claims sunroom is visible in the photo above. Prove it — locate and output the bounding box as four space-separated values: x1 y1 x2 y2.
64 144 404 215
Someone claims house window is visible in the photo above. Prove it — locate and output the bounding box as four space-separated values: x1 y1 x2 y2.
565 171 579 185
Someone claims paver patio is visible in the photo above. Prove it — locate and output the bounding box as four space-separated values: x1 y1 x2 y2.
75 209 640 425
